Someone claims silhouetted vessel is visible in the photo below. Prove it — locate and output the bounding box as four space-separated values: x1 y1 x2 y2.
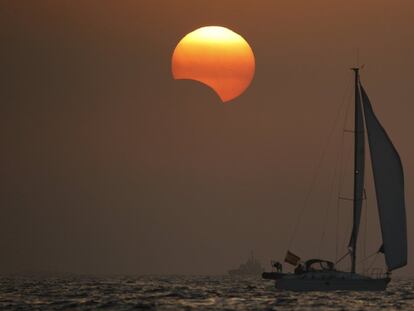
263 68 407 291
228 252 264 277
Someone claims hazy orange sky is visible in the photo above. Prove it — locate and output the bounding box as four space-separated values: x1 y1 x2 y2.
0 0 413 276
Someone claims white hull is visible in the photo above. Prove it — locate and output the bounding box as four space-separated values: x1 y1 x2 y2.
275 271 390 291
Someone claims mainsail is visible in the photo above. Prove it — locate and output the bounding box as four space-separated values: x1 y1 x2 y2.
360 83 407 270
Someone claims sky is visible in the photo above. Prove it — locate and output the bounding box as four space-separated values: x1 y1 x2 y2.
1 0 413 276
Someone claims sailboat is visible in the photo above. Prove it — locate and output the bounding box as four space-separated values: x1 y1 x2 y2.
262 67 407 291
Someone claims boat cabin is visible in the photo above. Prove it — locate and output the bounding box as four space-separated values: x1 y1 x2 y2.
295 259 335 274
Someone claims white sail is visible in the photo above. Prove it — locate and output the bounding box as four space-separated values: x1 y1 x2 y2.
360 84 407 270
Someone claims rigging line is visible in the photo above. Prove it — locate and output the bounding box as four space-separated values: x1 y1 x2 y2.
362 188 368 273
339 173 353 254
335 121 348 260
336 78 354 261
336 250 350 265
338 119 355 255
335 196 340 261
366 253 379 272
318 132 342 259
288 76 353 250
357 250 378 264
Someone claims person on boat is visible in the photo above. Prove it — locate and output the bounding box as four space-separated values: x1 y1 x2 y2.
294 263 304 274
272 261 283 272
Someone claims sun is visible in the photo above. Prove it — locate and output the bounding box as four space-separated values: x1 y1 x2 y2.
171 26 255 102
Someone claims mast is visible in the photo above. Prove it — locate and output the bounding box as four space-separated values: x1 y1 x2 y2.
350 67 365 274
351 68 359 274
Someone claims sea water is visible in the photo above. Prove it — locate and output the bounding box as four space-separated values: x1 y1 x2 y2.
1 275 413 310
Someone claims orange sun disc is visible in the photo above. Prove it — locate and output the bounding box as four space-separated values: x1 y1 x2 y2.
171 26 255 102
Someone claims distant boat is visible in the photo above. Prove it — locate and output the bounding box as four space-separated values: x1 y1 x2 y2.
263 67 407 291
228 252 264 277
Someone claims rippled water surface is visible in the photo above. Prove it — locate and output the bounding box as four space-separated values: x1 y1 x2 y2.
1 275 413 310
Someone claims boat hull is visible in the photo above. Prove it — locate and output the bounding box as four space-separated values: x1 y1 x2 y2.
274 272 390 291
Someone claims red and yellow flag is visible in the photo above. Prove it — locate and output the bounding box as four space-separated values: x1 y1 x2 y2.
284 250 301 266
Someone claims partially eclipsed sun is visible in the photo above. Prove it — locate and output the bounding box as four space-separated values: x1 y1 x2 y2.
172 26 255 102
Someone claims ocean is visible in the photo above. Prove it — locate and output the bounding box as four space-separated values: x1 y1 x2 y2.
1 275 413 310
